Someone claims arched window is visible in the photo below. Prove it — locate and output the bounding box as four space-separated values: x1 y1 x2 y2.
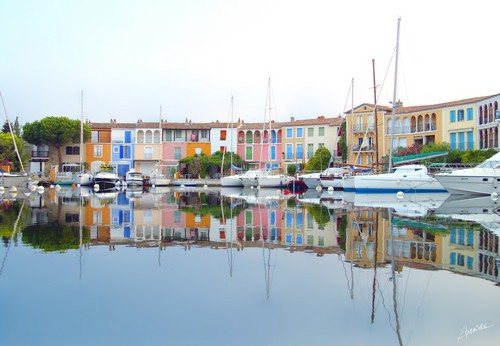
386 118 393 133
246 131 253 144
238 130 245 143
394 118 402 134
137 130 144 143
431 113 436 131
489 103 494 123
145 130 153 143
254 130 261 143
417 115 423 132
479 106 483 125
154 130 161 143
402 117 410 133
424 114 430 131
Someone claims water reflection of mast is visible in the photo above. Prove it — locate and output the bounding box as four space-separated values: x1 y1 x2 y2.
389 208 403 346
370 207 379 323
261 203 274 299
0 199 25 276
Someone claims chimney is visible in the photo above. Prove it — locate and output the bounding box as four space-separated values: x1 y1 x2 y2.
291 116 295 122
395 99 403 108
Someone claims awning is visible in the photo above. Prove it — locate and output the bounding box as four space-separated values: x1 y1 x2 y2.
392 151 448 165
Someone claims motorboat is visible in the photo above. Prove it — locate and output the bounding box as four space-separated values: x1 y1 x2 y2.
221 174 243 187
344 164 447 194
73 172 94 186
94 164 120 189
148 162 172 186
257 173 292 188
0 171 32 188
319 167 350 189
125 169 144 187
296 171 321 189
435 152 500 196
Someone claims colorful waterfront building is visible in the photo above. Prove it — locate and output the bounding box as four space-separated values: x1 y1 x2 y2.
345 103 391 169
110 123 135 177
281 115 344 171
87 122 112 173
237 121 283 170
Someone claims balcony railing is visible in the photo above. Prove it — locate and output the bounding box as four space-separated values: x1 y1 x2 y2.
352 124 375 133
32 150 49 158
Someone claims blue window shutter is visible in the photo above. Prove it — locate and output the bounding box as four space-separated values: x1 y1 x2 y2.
450 252 456 265
467 131 474 150
467 108 473 121
458 132 465 150
450 110 456 122
119 145 124 158
125 131 131 143
450 133 456 150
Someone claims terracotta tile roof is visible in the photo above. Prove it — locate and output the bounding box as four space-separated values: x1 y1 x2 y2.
386 95 495 115
280 116 343 127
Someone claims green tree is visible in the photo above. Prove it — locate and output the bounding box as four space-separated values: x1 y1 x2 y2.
305 146 331 171
287 164 297 176
0 132 26 171
188 156 203 178
23 116 91 170
339 120 347 163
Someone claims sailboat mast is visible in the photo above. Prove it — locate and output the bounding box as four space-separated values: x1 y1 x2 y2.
388 17 401 172
0 92 24 173
372 59 380 172
80 90 84 173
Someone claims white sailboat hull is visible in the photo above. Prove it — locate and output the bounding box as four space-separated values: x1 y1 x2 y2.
0 173 31 188
344 165 447 193
257 174 292 188
221 175 243 187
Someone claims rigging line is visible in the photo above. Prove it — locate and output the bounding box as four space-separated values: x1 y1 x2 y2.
0 199 26 276
0 92 24 173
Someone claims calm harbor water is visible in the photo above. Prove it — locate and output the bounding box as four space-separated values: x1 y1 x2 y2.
0 186 499 345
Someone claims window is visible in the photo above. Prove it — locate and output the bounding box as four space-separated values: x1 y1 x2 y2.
286 144 293 160
467 108 473 121
66 146 79 155
307 235 314 245
94 145 102 157
174 210 181 223
175 129 182 139
308 127 314 136
296 144 303 160
296 128 303 138
123 146 131 159
467 131 473 150
245 146 252 160
318 127 325 136
220 130 227 140
220 146 226 153
270 145 276 160
93 211 102 224
450 110 456 122
165 130 172 142
296 234 303 245
307 144 314 159
91 131 99 143
245 211 252 225
144 146 153 160
154 130 161 143
458 132 465 150
450 133 457 150
201 130 208 139
137 130 144 143
296 212 303 229
174 147 181 160
307 213 314 229
285 212 293 228
286 128 293 138
457 109 465 122
113 146 119 153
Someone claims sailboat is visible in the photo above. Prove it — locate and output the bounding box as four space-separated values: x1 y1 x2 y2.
255 78 292 188
345 19 445 194
220 96 244 187
0 92 32 189
73 91 94 186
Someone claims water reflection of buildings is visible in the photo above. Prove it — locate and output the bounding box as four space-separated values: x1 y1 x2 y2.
344 198 500 284
18 187 500 284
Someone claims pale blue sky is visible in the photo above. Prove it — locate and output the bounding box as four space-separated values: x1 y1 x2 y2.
1 0 499 125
